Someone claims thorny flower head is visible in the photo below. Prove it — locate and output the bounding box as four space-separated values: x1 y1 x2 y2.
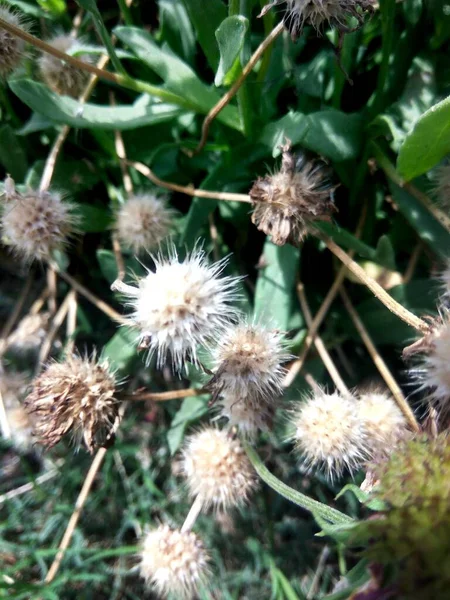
181 427 257 511
115 193 176 254
140 525 210 599
249 143 336 246
116 244 241 372
39 35 91 97
291 389 368 479
1 177 77 262
25 354 120 453
0 7 27 78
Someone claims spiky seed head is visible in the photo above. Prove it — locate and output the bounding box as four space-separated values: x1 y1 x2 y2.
249 144 336 246
217 391 275 436
181 428 257 511
0 372 33 451
208 320 289 406
39 35 90 97
6 312 50 355
291 389 368 478
362 435 450 600
118 244 240 372
24 355 120 453
1 182 77 262
439 259 450 299
433 163 450 208
0 7 26 78
140 525 210 599
115 193 175 254
357 391 409 458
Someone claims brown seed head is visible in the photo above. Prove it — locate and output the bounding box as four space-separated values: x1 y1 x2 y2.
249 144 336 246
39 35 90 97
25 355 120 453
0 7 27 78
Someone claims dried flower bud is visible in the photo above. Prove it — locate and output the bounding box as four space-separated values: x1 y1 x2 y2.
115 244 240 372
0 7 26 78
181 428 257 511
39 35 90 97
217 391 275 436
25 355 120 453
291 389 368 478
1 182 77 262
115 193 175 254
0 372 33 451
140 525 210 599
249 145 336 246
357 391 409 458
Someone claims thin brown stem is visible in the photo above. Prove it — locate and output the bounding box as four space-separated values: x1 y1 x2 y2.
340 287 420 432
192 21 285 155
65 290 78 355
46 266 57 315
297 283 349 396
112 233 126 284
123 387 204 402
44 447 107 583
320 233 429 334
52 265 128 325
126 160 253 203
0 270 33 347
37 289 75 370
112 93 134 197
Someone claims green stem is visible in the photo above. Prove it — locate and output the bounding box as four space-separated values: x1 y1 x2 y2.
257 0 276 84
238 0 253 137
243 443 353 525
229 0 240 16
369 0 396 116
117 0 133 26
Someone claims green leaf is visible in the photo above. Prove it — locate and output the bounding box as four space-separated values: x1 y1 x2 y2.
180 0 227 70
166 396 208 455
215 16 249 87
9 80 183 130
36 0 66 15
114 26 241 130
336 484 387 511
0 124 28 181
397 95 450 180
316 222 377 262
374 235 396 271
102 327 137 373
76 205 112 233
97 249 118 284
159 0 195 64
254 240 301 330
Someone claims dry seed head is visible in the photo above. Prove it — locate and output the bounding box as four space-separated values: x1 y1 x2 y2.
249 145 336 246
291 389 368 478
181 427 257 510
39 35 90 97
357 391 409 458
1 183 77 262
0 7 26 78
0 372 33 451
208 320 289 405
217 391 274 436
116 193 175 254
24 355 120 453
439 259 450 299
140 525 210 599
119 244 240 372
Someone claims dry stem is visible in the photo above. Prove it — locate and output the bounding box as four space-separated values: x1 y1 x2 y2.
0 271 33 352
123 387 204 402
37 289 75 369
44 447 107 583
340 287 420 432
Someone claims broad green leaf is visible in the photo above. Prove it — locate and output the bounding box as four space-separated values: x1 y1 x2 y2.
76 205 112 233
27 158 100 193
397 95 450 180
315 222 378 263
9 80 184 130
215 16 249 87
166 395 208 455
114 26 241 131
36 0 66 15
254 240 301 330
374 235 396 271
97 249 118 284
180 0 227 70
17 112 54 135
102 327 137 373
388 180 450 259
159 0 195 64
0 125 28 181
336 484 387 511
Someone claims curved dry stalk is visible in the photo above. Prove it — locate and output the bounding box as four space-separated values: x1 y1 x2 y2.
126 160 253 203
320 232 429 334
192 21 285 155
297 283 349 396
44 447 107 583
65 290 78 355
180 495 204 533
123 387 204 402
339 287 420 433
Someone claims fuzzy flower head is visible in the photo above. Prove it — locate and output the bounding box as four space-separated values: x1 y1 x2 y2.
0 7 26 78
249 144 336 246
438 259 450 300
291 389 368 479
0 372 33 451
117 244 240 372
433 162 450 208
140 525 210 599
181 427 257 511
25 355 120 453
357 390 408 458
39 35 90 97
1 178 77 262
115 193 175 254
217 391 275 436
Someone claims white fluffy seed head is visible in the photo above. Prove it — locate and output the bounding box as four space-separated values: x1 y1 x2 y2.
291 390 368 479
181 428 257 510
118 244 240 372
357 391 408 458
39 35 90 97
217 391 274 436
116 193 176 254
1 183 77 262
0 7 26 78
140 525 210 599
438 259 450 299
